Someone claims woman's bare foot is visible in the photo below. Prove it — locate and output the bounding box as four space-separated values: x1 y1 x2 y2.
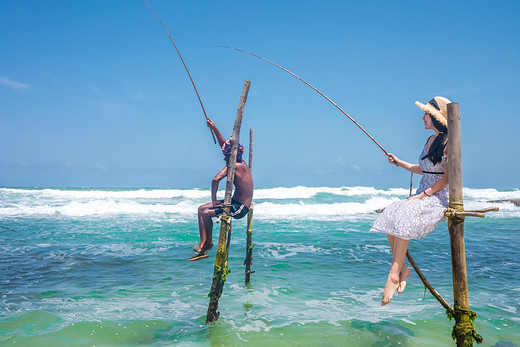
398 266 411 294
381 273 400 306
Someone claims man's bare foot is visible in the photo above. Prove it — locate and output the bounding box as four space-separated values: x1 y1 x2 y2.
398 266 411 294
194 242 214 253
381 273 400 306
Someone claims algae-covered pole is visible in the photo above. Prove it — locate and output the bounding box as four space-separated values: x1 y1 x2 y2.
244 128 255 284
206 80 251 323
447 103 481 346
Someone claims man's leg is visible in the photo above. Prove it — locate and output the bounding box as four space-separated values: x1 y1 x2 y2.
197 202 217 252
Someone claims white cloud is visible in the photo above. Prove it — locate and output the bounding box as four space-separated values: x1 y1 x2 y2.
0 77 29 89
351 164 362 171
335 156 346 166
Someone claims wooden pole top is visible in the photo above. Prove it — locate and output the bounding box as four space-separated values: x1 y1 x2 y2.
447 102 463 208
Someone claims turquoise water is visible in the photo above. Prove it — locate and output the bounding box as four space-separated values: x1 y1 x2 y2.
0 186 519 346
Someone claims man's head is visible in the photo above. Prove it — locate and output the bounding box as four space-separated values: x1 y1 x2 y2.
222 140 244 163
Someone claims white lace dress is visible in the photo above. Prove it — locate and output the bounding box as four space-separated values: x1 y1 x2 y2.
370 145 449 240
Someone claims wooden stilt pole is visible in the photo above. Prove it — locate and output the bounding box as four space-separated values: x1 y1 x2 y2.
206 80 251 323
244 128 255 284
447 102 481 346
248 128 254 170
244 207 255 284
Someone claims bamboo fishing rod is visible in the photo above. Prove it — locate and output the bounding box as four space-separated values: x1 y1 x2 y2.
144 0 216 144
217 45 390 155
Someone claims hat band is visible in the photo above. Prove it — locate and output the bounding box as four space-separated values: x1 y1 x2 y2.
428 99 440 111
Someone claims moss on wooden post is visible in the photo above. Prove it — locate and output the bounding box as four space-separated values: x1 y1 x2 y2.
244 204 255 285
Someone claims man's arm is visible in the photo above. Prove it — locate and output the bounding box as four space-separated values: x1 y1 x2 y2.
211 166 228 205
207 118 226 147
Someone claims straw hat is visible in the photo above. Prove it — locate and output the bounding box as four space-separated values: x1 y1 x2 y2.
415 96 451 127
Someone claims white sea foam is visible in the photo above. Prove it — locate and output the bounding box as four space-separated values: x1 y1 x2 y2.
463 187 520 200
229 285 438 326
257 242 327 260
252 186 409 199
0 186 518 219
253 197 398 221
0 186 408 201
2 186 518 201
0 200 198 217
0 187 210 200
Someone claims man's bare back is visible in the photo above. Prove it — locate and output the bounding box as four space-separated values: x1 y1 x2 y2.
232 161 254 208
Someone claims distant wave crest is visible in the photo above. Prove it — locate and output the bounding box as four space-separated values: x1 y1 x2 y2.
0 187 518 219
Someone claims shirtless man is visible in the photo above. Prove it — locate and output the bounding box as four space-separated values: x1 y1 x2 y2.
189 118 254 261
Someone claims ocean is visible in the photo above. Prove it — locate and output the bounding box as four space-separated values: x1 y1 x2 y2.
0 186 519 346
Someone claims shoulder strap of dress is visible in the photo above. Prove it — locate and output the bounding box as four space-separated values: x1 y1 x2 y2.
424 135 434 146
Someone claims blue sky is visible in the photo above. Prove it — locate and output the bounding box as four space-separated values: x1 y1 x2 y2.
1 0 519 189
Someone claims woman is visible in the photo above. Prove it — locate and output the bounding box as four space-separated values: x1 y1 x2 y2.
371 96 451 306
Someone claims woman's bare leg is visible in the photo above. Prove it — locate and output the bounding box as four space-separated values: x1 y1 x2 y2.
382 236 409 306
387 234 411 294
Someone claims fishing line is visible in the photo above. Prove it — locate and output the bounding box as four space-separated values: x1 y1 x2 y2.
144 0 217 144
0 225 19 234
217 45 391 155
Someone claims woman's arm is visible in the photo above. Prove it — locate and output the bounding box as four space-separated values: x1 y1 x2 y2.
408 164 449 200
386 153 422 174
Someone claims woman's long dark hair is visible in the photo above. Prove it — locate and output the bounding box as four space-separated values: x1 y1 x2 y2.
422 115 448 165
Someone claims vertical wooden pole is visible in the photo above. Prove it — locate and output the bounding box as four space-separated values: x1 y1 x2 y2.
248 128 254 170
447 102 473 346
206 80 251 323
245 128 254 284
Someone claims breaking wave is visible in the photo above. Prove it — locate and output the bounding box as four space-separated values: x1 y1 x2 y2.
0 187 517 220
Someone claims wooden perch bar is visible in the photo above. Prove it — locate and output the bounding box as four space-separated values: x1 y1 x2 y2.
445 206 499 218
462 207 499 217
